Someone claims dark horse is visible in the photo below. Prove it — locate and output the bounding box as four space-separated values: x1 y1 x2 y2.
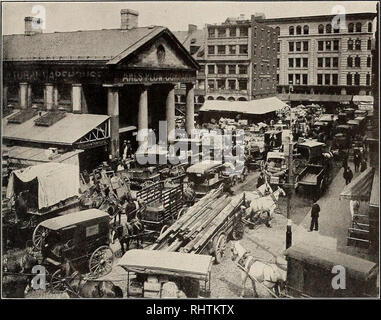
111 220 144 254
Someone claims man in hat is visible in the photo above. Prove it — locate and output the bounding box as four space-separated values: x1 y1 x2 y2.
309 199 320 232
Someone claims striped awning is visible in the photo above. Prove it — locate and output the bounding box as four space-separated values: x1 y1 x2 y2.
340 167 375 201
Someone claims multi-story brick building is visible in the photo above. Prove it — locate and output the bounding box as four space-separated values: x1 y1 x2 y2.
264 12 377 105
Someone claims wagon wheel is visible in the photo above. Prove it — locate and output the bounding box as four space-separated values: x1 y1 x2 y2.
32 223 49 251
50 269 66 291
231 221 245 240
213 234 227 264
89 246 114 278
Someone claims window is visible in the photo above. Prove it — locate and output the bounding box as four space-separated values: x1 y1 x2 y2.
238 80 247 91
355 39 361 50
288 74 293 84
366 73 370 85
318 57 323 68
303 58 308 68
333 40 339 50
208 80 215 89
303 41 308 51
239 45 248 54
318 41 324 51
295 58 301 68
354 56 360 67
208 28 215 38
57 84 71 102
289 42 294 52
289 58 294 68
208 64 215 74
317 74 323 85
289 26 294 35
217 79 225 89
355 22 362 32
208 45 215 54
296 42 301 52
238 65 247 74
354 73 360 85
347 57 353 67
217 64 225 74
326 41 331 51
199 64 205 73
367 39 371 50
348 39 353 50
332 74 338 85
229 45 236 54
240 27 248 37
277 74 279 84
228 80 236 90
347 73 352 85
277 42 280 52
325 57 331 68
295 74 301 84
217 45 226 54
296 25 302 35
275 26 280 35
333 24 340 33
228 65 236 74
326 24 332 33
367 56 371 67
277 58 280 68
302 74 308 85
348 23 354 33
230 27 236 37
218 28 226 38
368 22 372 32
333 57 338 68
318 24 324 34
325 74 330 85
303 25 309 34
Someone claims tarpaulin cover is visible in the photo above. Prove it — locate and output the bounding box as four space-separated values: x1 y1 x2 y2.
6 162 80 209
340 167 375 201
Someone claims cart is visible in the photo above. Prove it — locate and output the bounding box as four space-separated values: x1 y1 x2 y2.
32 209 114 289
118 249 213 298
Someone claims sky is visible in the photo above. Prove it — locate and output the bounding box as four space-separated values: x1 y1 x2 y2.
2 1 378 35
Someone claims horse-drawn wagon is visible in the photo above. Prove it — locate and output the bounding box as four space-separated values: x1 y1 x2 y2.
118 249 213 298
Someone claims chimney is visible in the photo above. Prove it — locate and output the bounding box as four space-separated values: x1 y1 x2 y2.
253 12 266 22
121 9 139 30
24 16 43 35
188 24 197 34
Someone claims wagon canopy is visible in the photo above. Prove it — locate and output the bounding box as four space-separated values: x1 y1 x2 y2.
340 167 375 201
6 162 80 209
118 249 213 280
186 160 223 175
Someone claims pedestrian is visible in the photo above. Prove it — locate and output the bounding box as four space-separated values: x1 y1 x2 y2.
360 158 368 172
257 171 265 189
341 151 348 169
343 166 353 185
309 200 320 232
353 152 361 172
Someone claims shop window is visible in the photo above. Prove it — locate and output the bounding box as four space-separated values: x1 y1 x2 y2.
303 25 309 34
367 56 371 67
318 24 324 34
218 45 226 54
318 41 324 51
57 84 71 102
355 22 362 32
348 23 354 33
326 24 332 33
317 74 323 85
347 57 353 67
31 84 44 103
208 45 215 54
289 26 294 35
347 73 352 85
303 41 308 51
355 39 361 50
332 74 338 85
228 65 236 74
354 73 360 85
239 45 248 54
354 56 360 68
289 42 294 52
208 64 215 74
296 25 302 35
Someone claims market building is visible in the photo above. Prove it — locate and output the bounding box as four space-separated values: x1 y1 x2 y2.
3 9 199 171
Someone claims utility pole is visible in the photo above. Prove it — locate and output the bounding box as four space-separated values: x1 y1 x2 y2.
285 104 294 250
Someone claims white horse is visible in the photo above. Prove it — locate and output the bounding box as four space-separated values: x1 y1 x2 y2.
231 241 287 297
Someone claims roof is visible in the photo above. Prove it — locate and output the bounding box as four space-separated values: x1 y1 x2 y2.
118 249 213 280
3 111 109 145
199 97 288 115
40 209 109 230
285 243 378 281
297 140 325 148
173 29 205 58
340 167 375 201
187 160 223 174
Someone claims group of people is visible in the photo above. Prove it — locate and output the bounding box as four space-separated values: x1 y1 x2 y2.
342 148 368 185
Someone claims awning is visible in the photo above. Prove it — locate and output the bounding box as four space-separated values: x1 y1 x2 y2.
199 97 288 115
369 169 379 208
340 167 375 201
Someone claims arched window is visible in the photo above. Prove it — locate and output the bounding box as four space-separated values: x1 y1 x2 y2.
348 23 354 33
228 97 235 101
367 56 371 67
347 73 352 85
238 97 247 101
348 39 353 50
303 25 309 34
198 96 205 104
326 24 332 33
347 56 353 67
368 22 372 32
296 25 302 35
275 26 280 35
354 56 361 67
318 24 324 34
355 39 361 50
289 26 294 35
216 96 225 101
207 96 214 100
355 22 362 32
366 73 371 85
354 73 360 85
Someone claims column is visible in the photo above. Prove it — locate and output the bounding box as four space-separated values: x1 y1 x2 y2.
107 86 120 160
138 85 149 146
3 85 8 108
27 84 32 108
19 83 28 109
45 83 54 110
72 84 82 113
53 87 59 108
166 84 176 144
185 83 195 136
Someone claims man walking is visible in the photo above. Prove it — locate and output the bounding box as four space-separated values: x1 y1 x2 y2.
360 158 368 172
309 200 320 232
353 152 361 172
343 166 353 185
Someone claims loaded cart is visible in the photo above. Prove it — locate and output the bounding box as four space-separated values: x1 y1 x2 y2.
118 249 213 298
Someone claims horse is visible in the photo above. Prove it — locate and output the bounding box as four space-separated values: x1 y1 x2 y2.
231 241 287 297
111 219 145 254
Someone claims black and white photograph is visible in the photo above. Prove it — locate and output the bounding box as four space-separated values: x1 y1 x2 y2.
1 0 379 302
